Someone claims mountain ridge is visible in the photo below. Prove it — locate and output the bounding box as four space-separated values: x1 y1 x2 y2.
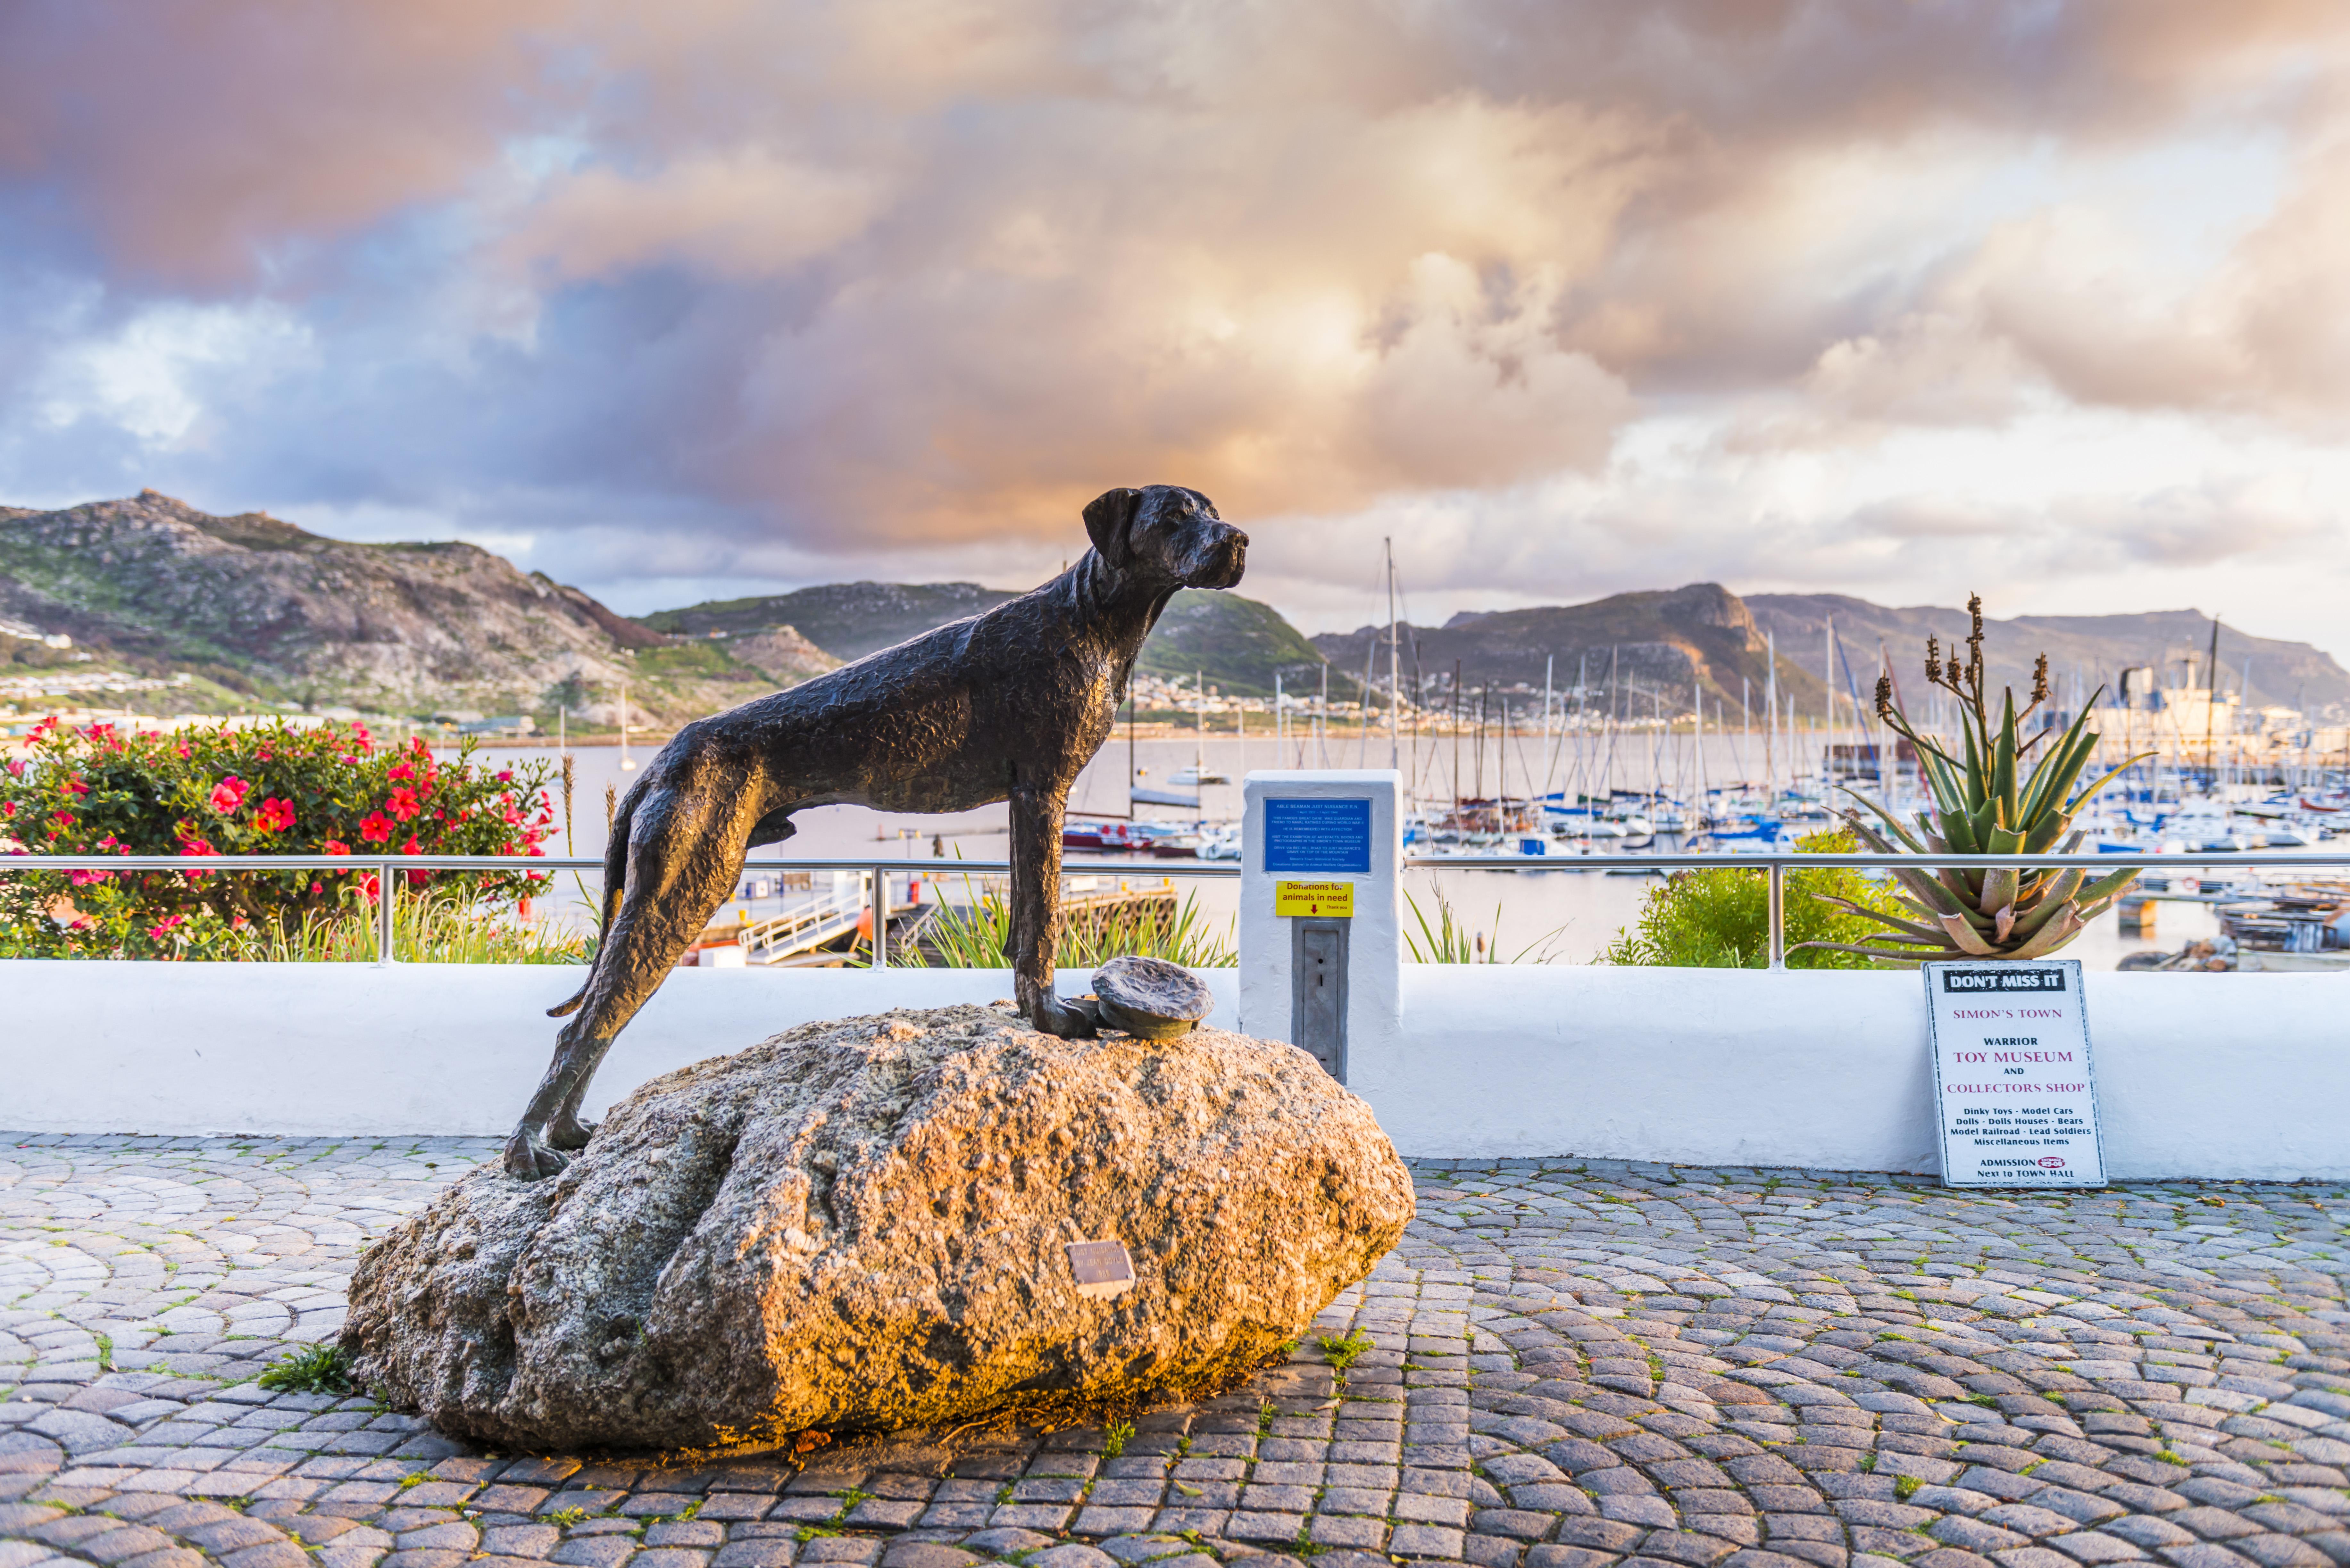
0 492 759 721
10 494 2341 726
1313 584 1832 717
1743 594 2350 716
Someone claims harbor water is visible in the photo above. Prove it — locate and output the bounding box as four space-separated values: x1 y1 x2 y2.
456 732 2228 968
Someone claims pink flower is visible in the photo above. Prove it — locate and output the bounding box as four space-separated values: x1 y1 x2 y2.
388 763 415 782
52 809 75 826
385 787 420 821
146 915 185 940
322 839 351 856
398 833 421 855
496 769 513 783
253 797 296 833
179 836 217 856
358 812 393 844
4 759 22 778
1 801 12 818
69 868 113 886
209 776 250 814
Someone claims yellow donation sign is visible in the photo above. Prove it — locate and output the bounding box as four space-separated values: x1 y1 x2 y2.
1274 880 1355 918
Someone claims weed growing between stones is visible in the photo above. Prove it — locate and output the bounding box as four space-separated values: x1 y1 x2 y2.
256 1341 353 1396
1316 1330 1373 1374
1102 1418 1135 1458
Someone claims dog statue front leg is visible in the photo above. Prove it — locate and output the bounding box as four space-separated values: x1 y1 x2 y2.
1007 785 1094 1038
504 1020 605 1179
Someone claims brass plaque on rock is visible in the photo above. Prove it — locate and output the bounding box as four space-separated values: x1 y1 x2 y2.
1065 1239 1137 1299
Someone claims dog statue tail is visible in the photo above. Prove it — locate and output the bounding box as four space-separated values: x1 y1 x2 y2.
546 781 641 1019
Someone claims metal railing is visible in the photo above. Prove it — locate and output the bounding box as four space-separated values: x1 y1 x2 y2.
3 847 2338 968
1407 849 2350 968
0 852 1238 967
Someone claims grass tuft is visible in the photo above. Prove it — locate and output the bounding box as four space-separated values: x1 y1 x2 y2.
256 1342 354 1397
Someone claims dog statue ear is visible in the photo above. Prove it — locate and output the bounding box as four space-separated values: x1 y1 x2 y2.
1082 487 1143 568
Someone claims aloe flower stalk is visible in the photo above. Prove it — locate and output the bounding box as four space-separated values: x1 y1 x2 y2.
1796 594 2150 966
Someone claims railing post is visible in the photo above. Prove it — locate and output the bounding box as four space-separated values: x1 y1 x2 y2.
870 866 890 967
376 858 396 966
1766 859 1786 970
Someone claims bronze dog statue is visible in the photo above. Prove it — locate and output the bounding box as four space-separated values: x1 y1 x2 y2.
505 484 1247 1178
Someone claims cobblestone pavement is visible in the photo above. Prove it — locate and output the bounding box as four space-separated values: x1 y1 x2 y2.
5 1137 2348 1568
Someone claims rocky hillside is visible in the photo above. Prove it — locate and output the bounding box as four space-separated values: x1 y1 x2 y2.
1313 584 1828 716
1747 595 2350 717
638 583 1022 662
0 492 764 722
641 581 1344 701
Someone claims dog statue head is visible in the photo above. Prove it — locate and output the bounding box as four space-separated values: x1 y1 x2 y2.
1082 485 1247 591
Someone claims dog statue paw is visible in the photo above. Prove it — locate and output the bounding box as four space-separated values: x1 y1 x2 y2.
1027 994 1101 1039
503 1127 571 1182
547 1115 599 1152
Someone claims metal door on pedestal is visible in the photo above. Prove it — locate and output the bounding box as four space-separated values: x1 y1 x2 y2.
1291 917 1348 1081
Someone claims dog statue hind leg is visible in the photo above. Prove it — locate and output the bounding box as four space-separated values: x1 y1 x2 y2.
504 768 765 1180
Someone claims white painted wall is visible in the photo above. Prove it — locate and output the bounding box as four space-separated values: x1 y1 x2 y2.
1359 966 2350 1182
1 963 1235 1140
4 959 2341 1181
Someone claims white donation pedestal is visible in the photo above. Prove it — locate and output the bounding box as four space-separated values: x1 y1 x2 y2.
1238 770 1402 1083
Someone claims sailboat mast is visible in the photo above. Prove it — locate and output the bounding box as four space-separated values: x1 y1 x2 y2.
1452 660 1463 813
1825 616 1836 787
1195 668 1205 777
1385 537 1400 771
1541 654 1555 801
1318 660 1329 767
2204 614 2222 792
1764 630 1778 803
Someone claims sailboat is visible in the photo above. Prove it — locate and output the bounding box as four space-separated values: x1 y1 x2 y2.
1168 668 1230 786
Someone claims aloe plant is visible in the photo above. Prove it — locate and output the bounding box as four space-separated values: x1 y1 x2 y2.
1797 595 2147 965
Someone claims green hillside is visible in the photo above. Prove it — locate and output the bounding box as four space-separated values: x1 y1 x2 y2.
1138 589 1354 699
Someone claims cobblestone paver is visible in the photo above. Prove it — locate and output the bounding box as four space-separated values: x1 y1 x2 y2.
5 1137 2348 1568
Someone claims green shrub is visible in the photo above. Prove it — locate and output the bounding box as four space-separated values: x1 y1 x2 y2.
1602 830 1913 969
1 715 557 958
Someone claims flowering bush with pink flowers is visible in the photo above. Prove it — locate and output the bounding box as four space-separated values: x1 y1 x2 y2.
0 716 558 958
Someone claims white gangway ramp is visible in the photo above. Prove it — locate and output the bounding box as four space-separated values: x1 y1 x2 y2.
738 890 866 964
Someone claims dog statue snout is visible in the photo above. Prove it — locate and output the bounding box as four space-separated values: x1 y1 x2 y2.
1187 524 1248 588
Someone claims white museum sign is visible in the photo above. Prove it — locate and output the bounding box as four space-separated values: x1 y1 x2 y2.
1924 958 2108 1188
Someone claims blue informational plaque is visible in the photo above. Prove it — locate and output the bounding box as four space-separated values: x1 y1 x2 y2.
1263 797 1372 874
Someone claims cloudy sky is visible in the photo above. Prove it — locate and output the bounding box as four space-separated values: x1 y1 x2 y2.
5 1 2350 650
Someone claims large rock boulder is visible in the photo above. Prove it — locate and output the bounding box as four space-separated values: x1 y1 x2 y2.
344 1005 1414 1451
